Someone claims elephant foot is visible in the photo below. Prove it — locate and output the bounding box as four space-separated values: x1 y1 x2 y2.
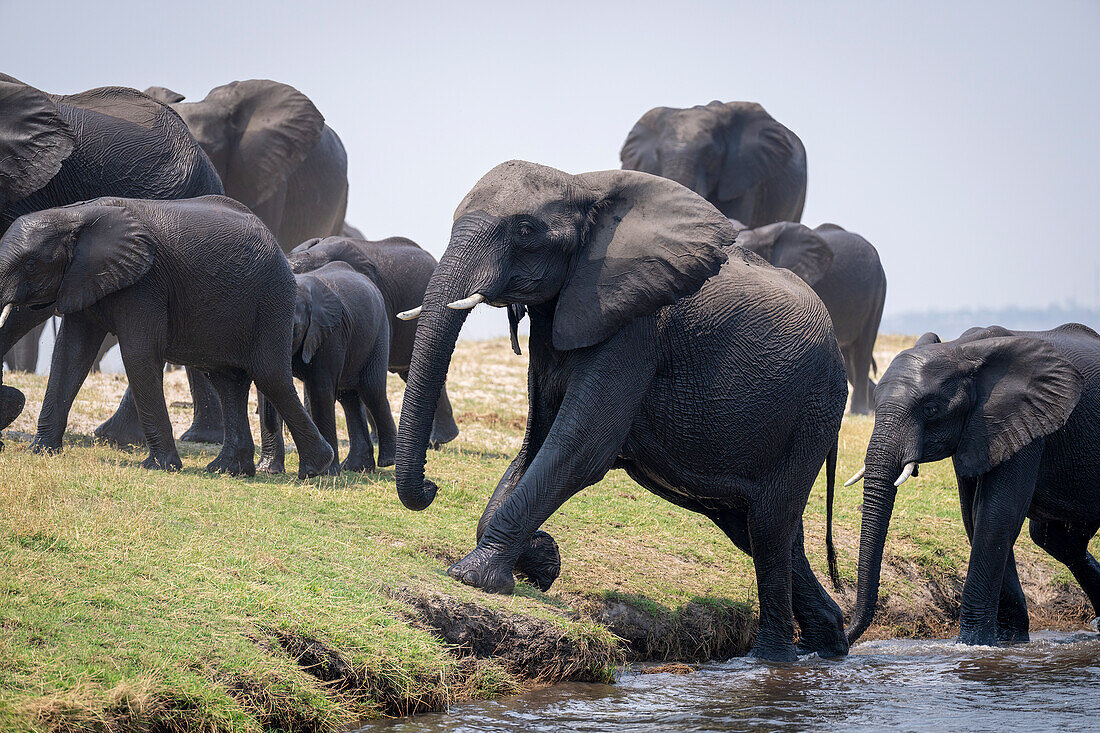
796 626 849 658
428 421 460 449
996 626 1030 645
448 545 516 595
0 385 26 430
205 446 256 477
297 441 335 479
94 415 147 447
257 454 285 474
341 454 376 473
376 445 395 468
180 423 224 445
747 641 798 664
142 451 182 472
514 531 562 592
29 436 62 455
955 623 999 647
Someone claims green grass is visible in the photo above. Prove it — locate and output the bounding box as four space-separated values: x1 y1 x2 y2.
0 334 1096 731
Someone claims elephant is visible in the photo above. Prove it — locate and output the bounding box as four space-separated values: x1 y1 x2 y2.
143 80 348 252
258 261 397 475
394 160 849 662
845 324 1100 647
287 235 460 447
735 221 887 414
0 74 224 444
0 195 334 479
620 101 806 228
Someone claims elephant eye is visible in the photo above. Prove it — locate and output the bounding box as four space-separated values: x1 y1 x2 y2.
923 403 939 419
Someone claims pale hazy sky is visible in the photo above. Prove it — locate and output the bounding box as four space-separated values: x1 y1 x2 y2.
3 0 1098 340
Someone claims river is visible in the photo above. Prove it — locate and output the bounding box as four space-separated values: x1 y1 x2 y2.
358 631 1100 732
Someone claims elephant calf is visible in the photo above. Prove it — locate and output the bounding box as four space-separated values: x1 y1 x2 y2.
846 324 1100 646
0 195 333 478
736 221 886 413
258 262 397 474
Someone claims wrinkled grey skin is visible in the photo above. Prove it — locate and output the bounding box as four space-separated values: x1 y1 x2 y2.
0 73 224 446
144 80 348 253
0 196 333 478
258 261 397 475
395 161 848 662
736 221 886 413
847 324 1100 646
287 235 459 446
621 101 806 228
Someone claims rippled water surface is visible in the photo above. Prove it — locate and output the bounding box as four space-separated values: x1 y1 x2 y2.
359 632 1100 732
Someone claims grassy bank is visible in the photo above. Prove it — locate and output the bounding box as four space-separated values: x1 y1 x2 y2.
1 334 1096 731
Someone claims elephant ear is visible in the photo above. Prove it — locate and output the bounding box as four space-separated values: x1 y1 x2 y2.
954 336 1084 476
554 170 732 351
222 80 325 206
299 277 343 363
143 86 186 104
915 332 942 347
619 107 668 174
742 221 832 285
0 81 75 201
56 205 156 313
716 103 795 203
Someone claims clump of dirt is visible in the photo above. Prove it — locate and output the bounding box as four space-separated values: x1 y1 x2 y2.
390 589 620 683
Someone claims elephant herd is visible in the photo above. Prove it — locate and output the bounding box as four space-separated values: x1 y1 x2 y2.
1 76 1097 663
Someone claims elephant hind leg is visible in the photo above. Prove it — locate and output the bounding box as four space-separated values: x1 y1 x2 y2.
203 369 255 477
180 367 225 444
338 391 374 472
252 368 332 479
1030 519 1100 618
745 504 799 662
358 354 396 469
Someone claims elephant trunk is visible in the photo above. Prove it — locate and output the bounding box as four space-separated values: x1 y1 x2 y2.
846 424 915 645
395 231 493 511
661 155 708 199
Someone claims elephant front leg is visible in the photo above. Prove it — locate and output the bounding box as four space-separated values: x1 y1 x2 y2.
956 443 1041 645
32 316 109 454
450 336 655 594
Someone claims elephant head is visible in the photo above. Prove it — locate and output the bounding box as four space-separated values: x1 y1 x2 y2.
292 267 345 363
0 76 76 216
735 221 833 286
620 101 797 213
145 80 324 208
846 329 1084 644
0 202 154 322
395 160 733 511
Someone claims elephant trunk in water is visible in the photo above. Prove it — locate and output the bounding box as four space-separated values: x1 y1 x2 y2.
847 420 917 645
395 238 487 511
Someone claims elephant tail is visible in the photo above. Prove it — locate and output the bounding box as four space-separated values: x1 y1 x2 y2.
825 438 841 590
871 354 878 377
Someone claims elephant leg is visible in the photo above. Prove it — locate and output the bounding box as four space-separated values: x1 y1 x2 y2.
32 316 108 453
849 336 876 415
304 376 341 476
1029 519 1100 620
94 388 148 447
957 442 1041 645
91 333 118 373
4 322 45 373
251 367 333 479
745 503 799 662
203 369 255 477
117 342 181 471
357 355 396 469
180 367 225 444
338 391 374 472
257 392 285 474
450 339 653 595
399 370 459 448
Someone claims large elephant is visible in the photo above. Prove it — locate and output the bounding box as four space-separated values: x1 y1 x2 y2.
395 161 848 662
287 235 460 446
620 101 806 228
0 196 333 478
845 324 1100 646
735 221 886 414
0 74 225 444
143 80 348 252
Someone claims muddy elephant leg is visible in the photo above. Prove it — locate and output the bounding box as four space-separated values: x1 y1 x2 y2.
338 392 374 471
399 369 459 448
32 316 108 453
179 367 225 444
257 392 285 474
3 321 46 373
203 369 255 476
1030 519 1100 620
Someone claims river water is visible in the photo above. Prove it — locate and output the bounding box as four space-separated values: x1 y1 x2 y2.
359 631 1100 732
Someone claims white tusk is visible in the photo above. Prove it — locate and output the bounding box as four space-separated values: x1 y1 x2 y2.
894 461 917 487
0 303 11 329
844 465 866 487
397 305 422 320
446 293 486 310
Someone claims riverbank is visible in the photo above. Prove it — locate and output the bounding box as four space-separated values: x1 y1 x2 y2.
1 334 1096 732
